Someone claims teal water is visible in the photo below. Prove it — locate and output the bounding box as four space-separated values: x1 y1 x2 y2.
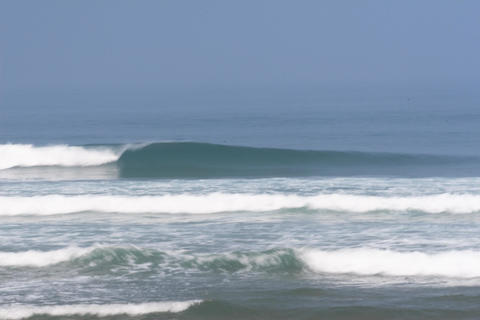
2 91 480 319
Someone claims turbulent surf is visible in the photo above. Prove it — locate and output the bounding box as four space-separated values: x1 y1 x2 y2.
3 193 480 216
4 245 480 278
3 142 480 319
0 142 476 179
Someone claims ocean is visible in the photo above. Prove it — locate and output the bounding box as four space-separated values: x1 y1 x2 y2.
1 89 480 319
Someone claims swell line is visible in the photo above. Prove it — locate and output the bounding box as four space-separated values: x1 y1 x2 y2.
0 301 202 319
1 193 480 215
4 245 480 278
1 142 473 178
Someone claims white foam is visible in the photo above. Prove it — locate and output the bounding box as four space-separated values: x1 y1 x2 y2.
2 193 480 216
4 245 480 279
0 144 119 169
301 248 480 277
0 301 201 319
0 246 96 267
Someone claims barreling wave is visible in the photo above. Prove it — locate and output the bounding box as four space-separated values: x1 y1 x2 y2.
0 142 472 178
2 193 480 216
0 300 202 319
117 142 464 178
0 144 120 169
4 245 480 278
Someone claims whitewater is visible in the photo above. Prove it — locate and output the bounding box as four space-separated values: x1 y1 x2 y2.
3 142 480 319
0 301 202 320
2 142 478 179
0 144 120 169
4 245 480 278
2 193 480 216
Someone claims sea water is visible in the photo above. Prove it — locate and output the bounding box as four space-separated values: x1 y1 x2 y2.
1 89 480 319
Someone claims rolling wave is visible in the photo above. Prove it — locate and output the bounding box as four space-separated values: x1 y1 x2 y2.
4 245 480 278
117 142 461 178
0 246 302 273
0 300 202 319
0 142 471 178
2 193 480 215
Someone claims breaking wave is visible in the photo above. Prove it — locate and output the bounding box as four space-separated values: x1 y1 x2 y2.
0 300 202 319
2 193 480 215
116 142 464 178
0 144 120 169
301 248 480 278
4 245 480 278
1 142 473 178
0 246 95 267
0 246 303 274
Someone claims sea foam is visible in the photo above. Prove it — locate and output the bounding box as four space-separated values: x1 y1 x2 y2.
0 301 201 319
0 246 96 267
2 193 480 215
0 246 301 274
4 245 480 278
0 144 119 169
301 248 480 277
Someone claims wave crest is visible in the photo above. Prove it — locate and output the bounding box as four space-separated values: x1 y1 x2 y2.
0 301 202 319
301 248 480 277
2 193 480 215
118 142 455 178
0 144 119 169
0 142 472 178
0 246 302 274
0 142 464 178
5 246 480 278
0 246 95 267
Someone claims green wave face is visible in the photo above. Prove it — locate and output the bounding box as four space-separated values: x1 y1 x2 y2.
117 142 463 178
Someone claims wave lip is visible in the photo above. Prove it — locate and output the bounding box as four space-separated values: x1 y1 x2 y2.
0 300 202 319
2 193 480 216
0 246 96 267
0 144 119 169
301 248 480 278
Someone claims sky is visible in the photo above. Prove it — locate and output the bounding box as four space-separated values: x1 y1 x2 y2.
0 0 479 96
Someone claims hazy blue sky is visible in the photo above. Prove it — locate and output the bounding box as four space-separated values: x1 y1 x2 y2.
0 0 479 93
